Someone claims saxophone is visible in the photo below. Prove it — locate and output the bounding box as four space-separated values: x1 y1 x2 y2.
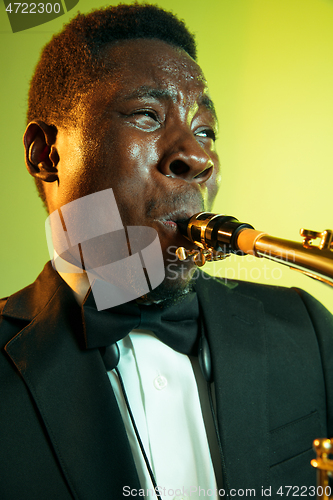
175 212 333 499
175 212 333 286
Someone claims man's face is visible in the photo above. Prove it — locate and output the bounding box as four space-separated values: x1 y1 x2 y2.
45 38 221 298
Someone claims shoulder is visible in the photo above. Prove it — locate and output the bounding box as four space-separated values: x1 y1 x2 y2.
195 270 302 304
195 270 333 331
0 297 8 315
0 263 69 345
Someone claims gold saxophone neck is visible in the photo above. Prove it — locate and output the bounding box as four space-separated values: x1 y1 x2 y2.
175 212 333 286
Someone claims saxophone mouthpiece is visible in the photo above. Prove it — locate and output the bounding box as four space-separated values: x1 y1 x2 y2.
176 219 190 236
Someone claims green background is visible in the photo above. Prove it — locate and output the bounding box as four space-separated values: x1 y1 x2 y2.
1 0 332 313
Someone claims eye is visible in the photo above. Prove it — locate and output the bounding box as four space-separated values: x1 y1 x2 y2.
127 109 161 131
195 128 216 141
132 110 158 120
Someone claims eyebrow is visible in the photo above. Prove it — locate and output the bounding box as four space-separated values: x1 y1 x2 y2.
121 85 217 119
121 86 174 102
199 94 217 118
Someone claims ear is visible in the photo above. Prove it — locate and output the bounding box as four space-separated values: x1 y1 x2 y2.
23 121 59 182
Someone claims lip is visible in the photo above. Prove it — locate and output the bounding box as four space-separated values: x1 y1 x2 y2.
156 212 194 235
160 220 178 229
153 209 201 249
156 209 198 226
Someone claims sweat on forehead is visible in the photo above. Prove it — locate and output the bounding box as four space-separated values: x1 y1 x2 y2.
76 39 217 124
98 38 202 78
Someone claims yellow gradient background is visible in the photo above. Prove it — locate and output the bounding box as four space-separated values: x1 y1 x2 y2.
0 0 332 313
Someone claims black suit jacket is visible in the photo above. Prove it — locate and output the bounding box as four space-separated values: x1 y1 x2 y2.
1 262 332 499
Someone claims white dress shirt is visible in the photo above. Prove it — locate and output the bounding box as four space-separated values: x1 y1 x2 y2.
109 330 222 500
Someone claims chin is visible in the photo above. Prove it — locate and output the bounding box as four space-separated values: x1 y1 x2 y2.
141 258 196 306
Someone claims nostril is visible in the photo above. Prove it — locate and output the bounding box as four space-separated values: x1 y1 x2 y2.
169 160 190 176
194 165 213 180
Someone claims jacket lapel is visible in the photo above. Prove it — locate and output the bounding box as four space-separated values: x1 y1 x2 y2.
196 274 269 493
4 263 140 499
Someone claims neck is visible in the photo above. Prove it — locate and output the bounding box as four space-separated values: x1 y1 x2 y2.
53 252 90 306
54 252 194 308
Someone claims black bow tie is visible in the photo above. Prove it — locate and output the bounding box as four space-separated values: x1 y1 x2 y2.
81 289 200 357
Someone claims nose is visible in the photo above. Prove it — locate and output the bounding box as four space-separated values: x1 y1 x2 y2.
159 130 215 184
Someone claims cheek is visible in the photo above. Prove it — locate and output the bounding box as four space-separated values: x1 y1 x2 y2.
127 132 160 159
55 132 94 204
115 132 161 181
100 133 162 212
126 140 158 173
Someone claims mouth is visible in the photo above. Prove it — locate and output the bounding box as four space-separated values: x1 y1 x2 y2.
160 220 178 229
153 209 201 253
157 210 194 231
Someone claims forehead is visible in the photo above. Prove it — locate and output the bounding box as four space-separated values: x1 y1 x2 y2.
93 38 212 108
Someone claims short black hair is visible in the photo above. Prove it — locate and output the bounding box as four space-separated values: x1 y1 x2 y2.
27 3 197 207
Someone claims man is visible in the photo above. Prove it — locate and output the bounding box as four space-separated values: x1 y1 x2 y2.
1 4 332 499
